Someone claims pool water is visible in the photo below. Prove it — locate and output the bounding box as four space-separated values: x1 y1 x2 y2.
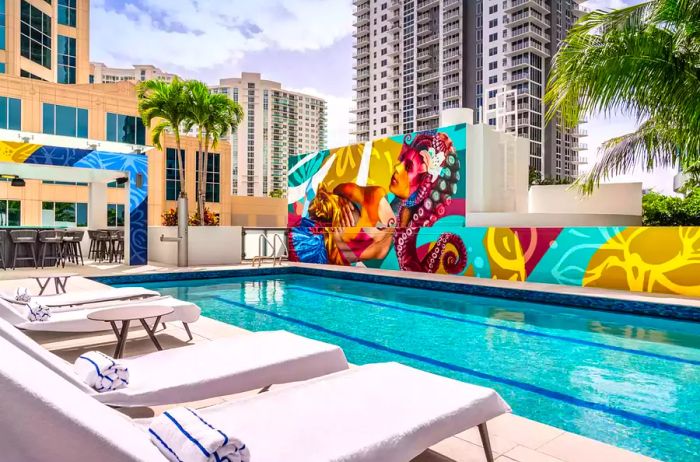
126 274 700 461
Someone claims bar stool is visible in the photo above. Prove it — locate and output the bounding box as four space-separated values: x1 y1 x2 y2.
110 229 124 263
38 229 64 268
9 230 38 269
62 230 85 266
94 230 112 262
0 230 6 270
87 230 98 260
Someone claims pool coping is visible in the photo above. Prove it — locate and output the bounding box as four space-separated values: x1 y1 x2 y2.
90 263 700 322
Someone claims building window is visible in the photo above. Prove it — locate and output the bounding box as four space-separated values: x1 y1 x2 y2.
43 103 88 138
0 63 5 73
0 0 6 50
42 202 87 227
0 96 21 130
106 113 146 144
57 35 76 84
107 204 125 227
0 200 20 226
107 180 126 189
165 148 184 201
58 0 76 27
196 152 220 203
20 69 46 80
20 1 52 69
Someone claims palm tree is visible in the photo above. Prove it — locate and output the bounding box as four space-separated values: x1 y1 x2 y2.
185 80 244 220
544 0 700 193
137 77 189 200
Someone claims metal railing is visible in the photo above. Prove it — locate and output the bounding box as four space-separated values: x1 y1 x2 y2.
243 227 288 267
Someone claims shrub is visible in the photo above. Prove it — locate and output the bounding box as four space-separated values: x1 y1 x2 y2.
642 189 700 226
161 207 220 226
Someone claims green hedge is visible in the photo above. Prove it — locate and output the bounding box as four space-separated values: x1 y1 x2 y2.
642 189 700 226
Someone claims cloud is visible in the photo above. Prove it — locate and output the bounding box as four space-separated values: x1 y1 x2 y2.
581 0 644 11
90 0 353 72
289 87 352 149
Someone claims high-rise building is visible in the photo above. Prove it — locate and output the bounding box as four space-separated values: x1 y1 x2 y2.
89 63 178 84
211 73 328 197
351 0 586 181
0 0 90 83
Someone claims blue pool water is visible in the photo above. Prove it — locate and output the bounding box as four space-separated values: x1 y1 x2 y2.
124 274 700 461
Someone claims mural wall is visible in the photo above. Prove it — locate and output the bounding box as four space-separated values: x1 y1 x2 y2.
0 142 148 265
288 126 700 297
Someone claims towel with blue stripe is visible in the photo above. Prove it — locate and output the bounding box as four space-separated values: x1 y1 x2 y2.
73 351 129 392
149 407 250 462
26 301 50 322
15 287 32 303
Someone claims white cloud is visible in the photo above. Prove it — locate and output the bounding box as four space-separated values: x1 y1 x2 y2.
289 87 352 149
90 0 353 71
581 0 635 10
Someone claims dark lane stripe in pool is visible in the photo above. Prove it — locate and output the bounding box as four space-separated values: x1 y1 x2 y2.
286 285 700 367
212 295 700 440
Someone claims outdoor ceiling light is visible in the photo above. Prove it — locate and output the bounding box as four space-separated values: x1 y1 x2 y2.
116 176 129 185
10 177 25 187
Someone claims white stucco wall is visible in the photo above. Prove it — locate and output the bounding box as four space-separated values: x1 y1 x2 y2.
148 226 242 266
529 183 643 216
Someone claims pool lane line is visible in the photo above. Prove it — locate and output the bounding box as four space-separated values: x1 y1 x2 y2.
286 285 700 367
211 295 700 441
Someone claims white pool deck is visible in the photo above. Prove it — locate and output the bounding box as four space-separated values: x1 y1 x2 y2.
0 262 686 462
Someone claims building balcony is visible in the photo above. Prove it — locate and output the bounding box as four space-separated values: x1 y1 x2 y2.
505 0 550 15
418 0 440 10
417 34 440 47
570 142 588 151
507 10 550 29
353 14 370 27
418 71 439 84
389 0 400 11
353 1 370 16
417 109 440 121
353 47 371 59
505 40 549 58
417 60 437 73
417 12 433 24
417 85 437 98
511 25 550 43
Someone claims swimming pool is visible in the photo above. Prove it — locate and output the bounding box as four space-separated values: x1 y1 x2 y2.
122 273 700 461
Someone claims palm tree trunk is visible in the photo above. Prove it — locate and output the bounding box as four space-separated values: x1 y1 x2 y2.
197 129 205 223
202 134 211 224
175 132 186 200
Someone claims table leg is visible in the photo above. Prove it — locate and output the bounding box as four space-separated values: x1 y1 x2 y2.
140 316 163 351
56 276 69 294
113 320 130 359
35 278 50 295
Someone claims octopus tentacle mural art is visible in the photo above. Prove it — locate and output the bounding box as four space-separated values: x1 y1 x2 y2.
392 132 466 273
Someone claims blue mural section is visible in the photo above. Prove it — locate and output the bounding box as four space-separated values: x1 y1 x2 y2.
22 145 148 265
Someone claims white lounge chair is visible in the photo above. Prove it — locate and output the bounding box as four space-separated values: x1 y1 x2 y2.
0 316 349 407
0 336 510 462
0 296 200 334
0 286 159 308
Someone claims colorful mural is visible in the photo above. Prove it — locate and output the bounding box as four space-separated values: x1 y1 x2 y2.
0 141 148 265
288 124 468 273
288 126 700 297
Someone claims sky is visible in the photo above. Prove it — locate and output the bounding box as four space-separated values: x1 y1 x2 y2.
89 0 676 193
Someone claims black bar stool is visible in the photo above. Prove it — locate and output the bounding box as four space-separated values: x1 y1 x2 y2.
62 230 85 266
87 230 98 260
0 230 6 270
94 230 112 262
9 230 38 269
110 229 124 263
38 229 64 268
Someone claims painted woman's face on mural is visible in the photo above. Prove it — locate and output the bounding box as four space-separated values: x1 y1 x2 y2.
389 148 428 199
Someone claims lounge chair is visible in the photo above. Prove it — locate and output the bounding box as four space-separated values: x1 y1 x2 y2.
0 286 159 308
0 316 349 407
0 336 510 462
0 295 201 333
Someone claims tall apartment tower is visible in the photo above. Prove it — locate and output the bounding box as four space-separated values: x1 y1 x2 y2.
1 0 90 83
352 0 585 180
211 73 328 197
89 63 178 84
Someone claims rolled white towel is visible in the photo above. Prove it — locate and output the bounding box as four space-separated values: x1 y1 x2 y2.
26 301 50 322
15 287 32 303
149 407 250 462
74 351 129 392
